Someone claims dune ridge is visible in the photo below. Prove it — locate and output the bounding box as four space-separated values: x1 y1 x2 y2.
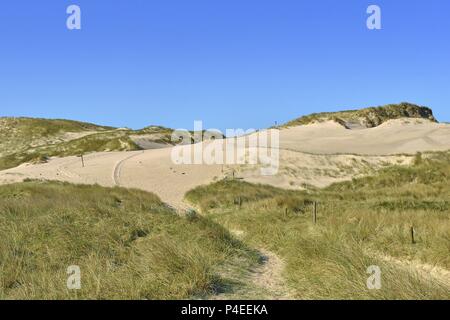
1 116 449 209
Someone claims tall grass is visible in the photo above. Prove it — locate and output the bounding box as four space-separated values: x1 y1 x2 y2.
186 151 450 299
0 181 256 299
0 117 175 170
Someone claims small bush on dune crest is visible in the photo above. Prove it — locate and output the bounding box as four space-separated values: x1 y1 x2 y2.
283 102 437 128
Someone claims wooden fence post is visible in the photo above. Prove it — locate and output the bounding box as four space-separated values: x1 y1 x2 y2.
80 154 85 168
411 226 415 244
312 201 317 224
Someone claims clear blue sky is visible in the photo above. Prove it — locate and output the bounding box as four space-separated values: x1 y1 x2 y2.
1 0 449 131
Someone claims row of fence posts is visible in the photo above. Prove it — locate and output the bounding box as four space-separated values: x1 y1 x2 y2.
234 198 417 244
76 148 418 244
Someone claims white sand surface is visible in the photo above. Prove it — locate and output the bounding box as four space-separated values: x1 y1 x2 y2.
279 119 450 155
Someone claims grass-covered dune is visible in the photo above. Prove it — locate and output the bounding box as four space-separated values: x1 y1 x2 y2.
186 151 450 299
0 117 175 171
0 117 113 154
0 131 143 171
0 117 223 171
0 181 256 299
283 102 437 128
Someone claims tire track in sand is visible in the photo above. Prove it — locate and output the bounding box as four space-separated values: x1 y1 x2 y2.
112 151 145 186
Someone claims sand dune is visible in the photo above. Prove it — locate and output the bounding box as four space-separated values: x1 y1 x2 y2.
279 119 450 155
0 118 449 209
0 148 222 210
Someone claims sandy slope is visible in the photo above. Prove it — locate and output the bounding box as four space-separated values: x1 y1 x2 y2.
0 148 223 210
279 119 450 155
0 118 449 209
114 147 223 209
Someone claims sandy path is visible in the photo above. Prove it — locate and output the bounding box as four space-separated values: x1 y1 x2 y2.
212 248 294 300
249 248 295 299
211 229 294 300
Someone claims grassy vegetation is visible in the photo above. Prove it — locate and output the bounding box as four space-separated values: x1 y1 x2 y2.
283 102 437 128
0 117 113 137
186 151 450 299
0 181 258 299
0 117 177 171
0 117 112 154
0 116 225 171
0 132 142 170
1 115 448 299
